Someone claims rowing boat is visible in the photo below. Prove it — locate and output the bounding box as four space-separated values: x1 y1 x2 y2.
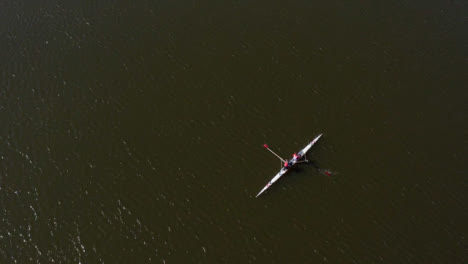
256 134 322 197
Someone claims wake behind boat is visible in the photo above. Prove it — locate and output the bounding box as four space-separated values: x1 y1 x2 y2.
256 134 322 197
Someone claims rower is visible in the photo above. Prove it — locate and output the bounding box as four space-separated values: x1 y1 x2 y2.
283 161 290 169
292 153 300 161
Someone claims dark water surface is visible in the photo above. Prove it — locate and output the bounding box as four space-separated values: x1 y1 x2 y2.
1 0 467 263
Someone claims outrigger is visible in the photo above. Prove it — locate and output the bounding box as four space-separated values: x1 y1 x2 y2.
256 134 322 197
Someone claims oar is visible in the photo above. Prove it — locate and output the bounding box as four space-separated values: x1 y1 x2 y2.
307 160 333 176
263 144 286 162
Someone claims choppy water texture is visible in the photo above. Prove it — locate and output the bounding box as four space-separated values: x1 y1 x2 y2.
1 0 467 263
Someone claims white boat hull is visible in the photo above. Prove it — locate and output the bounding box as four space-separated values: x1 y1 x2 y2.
256 134 322 197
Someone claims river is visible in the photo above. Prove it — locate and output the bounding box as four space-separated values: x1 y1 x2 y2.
0 0 466 263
